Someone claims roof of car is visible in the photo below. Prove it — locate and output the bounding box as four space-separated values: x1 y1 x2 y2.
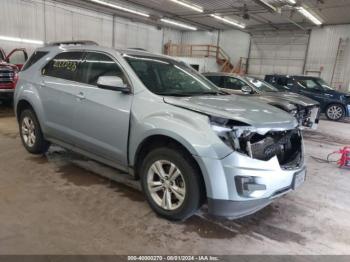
202 72 241 77
36 44 174 60
267 74 320 79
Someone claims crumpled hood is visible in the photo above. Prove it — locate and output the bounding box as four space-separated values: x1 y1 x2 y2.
164 95 298 130
259 92 319 107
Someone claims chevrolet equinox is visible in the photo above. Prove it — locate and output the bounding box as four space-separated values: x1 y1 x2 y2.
15 41 306 220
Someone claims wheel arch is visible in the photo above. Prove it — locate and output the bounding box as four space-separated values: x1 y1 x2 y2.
325 102 346 118
132 134 207 198
16 99 35 122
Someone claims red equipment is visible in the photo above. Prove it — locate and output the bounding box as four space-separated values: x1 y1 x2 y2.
337 147 350 168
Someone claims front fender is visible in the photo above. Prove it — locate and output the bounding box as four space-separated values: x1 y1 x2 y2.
128 96 233 166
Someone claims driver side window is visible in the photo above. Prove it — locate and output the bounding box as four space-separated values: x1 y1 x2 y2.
223 77 245 90
80 52 127 86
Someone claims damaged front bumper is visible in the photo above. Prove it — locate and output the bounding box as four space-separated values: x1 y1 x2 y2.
195 127 306 219
295 105 320 129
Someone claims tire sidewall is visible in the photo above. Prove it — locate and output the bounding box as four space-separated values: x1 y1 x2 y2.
140 147 202 221
326 104 345 121
19 109 48 154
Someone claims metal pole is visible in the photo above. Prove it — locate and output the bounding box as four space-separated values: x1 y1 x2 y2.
112 15 116 48
246 34 253 75
302 30 312 74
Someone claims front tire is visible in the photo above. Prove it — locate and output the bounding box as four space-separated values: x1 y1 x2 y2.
140 147 203 221
325 104 345 121
19 109 50 154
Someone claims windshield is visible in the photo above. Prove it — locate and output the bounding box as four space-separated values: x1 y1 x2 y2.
246 77 279 92
124 54 221 96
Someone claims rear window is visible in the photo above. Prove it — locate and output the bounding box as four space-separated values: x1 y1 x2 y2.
22 51 48 71
42 52 84 81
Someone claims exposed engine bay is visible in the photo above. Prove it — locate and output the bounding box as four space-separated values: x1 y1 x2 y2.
211 117 303 169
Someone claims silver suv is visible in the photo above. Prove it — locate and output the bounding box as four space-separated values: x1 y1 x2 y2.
15 41 306 220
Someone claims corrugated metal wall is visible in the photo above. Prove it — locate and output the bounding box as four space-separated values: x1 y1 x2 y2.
248 33 309 78
220 30 251 66
181 31 219 45
0 0 181 55
305 24 350 91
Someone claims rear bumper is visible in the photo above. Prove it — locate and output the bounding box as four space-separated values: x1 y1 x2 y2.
346 104 350 117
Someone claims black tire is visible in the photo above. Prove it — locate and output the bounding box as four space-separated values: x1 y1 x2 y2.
19 109 50 154
325 104 345 121
140 147 204 221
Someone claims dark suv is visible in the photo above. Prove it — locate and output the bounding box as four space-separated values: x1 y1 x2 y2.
265 75 350 121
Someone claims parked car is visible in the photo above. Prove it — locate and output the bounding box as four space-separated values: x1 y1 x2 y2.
265 75 350 121
0 48 28 105
203 73 320 129
15 41 306 220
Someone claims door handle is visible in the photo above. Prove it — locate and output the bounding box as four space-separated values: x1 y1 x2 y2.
76 92 86 100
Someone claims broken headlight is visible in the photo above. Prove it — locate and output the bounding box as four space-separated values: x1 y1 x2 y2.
209 116 253 152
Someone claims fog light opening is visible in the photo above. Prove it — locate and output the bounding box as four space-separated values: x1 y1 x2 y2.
235 176 266 198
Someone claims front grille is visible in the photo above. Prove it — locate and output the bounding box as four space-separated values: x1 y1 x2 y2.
0 67 15 84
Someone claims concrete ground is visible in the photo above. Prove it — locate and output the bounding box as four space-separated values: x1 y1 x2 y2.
0 102 350 255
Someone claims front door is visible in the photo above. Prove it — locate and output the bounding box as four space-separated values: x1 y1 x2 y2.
294 78 328 105
222 76 248 95
72 51 133 166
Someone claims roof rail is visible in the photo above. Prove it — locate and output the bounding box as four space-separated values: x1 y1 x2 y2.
45 40 99 47
128 48 147 51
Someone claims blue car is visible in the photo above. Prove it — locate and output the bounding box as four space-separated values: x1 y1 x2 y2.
265 75 350 121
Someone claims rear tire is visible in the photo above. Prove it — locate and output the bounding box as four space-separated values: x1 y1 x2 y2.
325 104 345 121
19 109 50 154
140 147 203 221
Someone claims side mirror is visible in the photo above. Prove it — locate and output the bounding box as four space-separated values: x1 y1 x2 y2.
241 85 253 94
97 76 130 93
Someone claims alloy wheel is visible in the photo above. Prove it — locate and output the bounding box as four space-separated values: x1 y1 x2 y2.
147 160 186 211
21 116 36 147
327 105 343 120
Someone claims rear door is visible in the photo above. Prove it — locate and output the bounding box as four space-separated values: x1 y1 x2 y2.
72 51 133 166
40 51 84 144
6 49 28 70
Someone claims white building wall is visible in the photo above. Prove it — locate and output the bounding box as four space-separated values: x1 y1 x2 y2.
0 0 181 55
181 30 251 68
305 24 350 91
220 30 251 66
248 33 309 78
181 31 219 45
